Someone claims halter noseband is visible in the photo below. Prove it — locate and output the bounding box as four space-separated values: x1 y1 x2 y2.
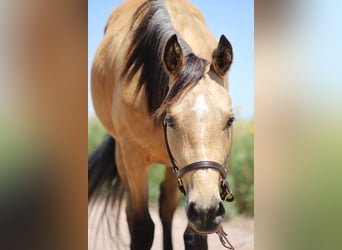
163 118 234 202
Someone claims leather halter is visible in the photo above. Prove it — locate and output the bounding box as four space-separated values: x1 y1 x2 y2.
163 118 234 202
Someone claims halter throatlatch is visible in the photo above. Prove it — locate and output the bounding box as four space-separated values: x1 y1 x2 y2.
162 119 234 202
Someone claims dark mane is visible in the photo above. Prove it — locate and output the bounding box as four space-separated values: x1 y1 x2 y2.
121 0 208 124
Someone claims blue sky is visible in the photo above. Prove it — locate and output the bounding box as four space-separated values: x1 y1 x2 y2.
88 0 254 119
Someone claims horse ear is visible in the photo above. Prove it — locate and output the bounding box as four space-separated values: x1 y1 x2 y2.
163 34 184 77
211 35 233 77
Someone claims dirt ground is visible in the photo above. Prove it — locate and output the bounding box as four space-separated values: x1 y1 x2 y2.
88 202 254 250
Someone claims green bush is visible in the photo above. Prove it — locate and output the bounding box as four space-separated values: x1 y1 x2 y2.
229 120 254 216
88 117 106 154
88 116 254 216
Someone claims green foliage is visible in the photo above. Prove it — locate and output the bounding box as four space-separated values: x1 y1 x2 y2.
88 116 254 216
88 117 106 154
148 164 166 202
229 120 254 216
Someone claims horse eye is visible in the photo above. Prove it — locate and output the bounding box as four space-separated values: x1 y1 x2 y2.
226 116 235 128
164 116 175 128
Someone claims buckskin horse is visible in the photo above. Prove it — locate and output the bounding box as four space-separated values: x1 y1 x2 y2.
89 0 235 249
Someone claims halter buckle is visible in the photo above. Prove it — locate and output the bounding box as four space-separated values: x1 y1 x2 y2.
220 179 234 202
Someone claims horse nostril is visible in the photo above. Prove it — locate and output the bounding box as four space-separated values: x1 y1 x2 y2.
187 202 199 222
216 202 225 218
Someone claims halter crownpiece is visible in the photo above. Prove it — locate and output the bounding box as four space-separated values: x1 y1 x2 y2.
162 118 234 202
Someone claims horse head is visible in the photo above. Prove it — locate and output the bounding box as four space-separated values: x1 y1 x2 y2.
159 34 234 234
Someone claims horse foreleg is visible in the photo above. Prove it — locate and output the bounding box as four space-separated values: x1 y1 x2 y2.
159 167 178 250
126 194 154 250
116 143 154 250
183 224 208 250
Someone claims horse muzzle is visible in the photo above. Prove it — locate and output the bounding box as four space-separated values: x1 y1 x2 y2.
186 200 225 234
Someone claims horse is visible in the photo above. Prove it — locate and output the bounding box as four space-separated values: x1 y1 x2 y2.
89 0 235 249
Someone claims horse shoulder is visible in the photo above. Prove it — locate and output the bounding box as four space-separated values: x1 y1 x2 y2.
92 1 141 138
91 33 127 137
